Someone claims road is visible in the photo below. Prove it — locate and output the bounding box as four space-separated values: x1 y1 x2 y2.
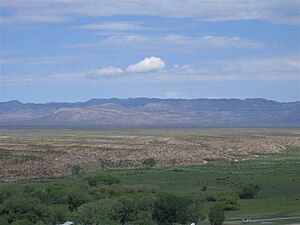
226 216 300 224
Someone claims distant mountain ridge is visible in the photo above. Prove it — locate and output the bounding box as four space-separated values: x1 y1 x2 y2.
0 98 299 127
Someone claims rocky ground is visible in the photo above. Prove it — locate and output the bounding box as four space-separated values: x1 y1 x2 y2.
0 128 299 181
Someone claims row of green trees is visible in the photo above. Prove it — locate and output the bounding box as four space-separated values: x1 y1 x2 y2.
72 192 204 225
0 182 261 225
0 190 204 224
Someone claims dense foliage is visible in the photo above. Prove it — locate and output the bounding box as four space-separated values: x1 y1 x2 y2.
208 204 225 225
239 183 262 199
0 176 204 225
153 193 203 224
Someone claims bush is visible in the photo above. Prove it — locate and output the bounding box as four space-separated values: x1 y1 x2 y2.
32 185 69 204
114 193 155 225
88 175 121 186
70 199 118 225
67 193 90 212
88 178 98 186
123 185 159 194
0 195 54 224
71 165 84 178
219 195 240 211
201 186 207 192
153 193 203 225
142 158 156 169
208 204 225 225
89 186 125 199
99 175 121 185
205 193 217 202
239 183 262 199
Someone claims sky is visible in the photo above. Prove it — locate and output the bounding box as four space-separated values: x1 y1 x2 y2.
0 0 299 103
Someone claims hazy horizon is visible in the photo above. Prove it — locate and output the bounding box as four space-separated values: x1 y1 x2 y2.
1 96 300 105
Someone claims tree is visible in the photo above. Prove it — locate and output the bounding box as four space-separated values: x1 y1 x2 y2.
153 193 203 225
142 158 156 169
208 204 225 225
71 199 118 225
99 159 107 171
71 165 84 178
219 195 240 211
170 159 176 167
114 193 155 225
114 196 136 225
239 183 262 199
0 195 53 224
67 193 89 212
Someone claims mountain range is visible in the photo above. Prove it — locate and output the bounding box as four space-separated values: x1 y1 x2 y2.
0 98 299 127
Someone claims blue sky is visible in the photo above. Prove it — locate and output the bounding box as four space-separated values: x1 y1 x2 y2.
0 0 299 103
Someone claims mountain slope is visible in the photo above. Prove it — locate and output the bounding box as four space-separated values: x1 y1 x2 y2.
0 98 299 127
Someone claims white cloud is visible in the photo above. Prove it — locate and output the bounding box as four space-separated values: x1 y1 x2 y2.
0 55 84 65
2 54 299 85
173 64 194 73
169 54 300 81
71 34 264 51
74 22 143 31
165 35 264 49
86 67 123 79
1 0 299 25
127 57 166 73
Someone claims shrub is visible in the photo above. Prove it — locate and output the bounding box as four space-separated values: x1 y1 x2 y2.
0 195 54 224
206 193 217 202
219 195 240 211
32 185 68 204
123 185 159 194
114 193 155 225
208 204 225 225
89 186 125 199
99 175 121 185
71 199 118 225
142 158 156 169
88 175 121 186
71 165 84 178
153 193 203 225
67 193 90 212
239 183 262 199
88 177 98 186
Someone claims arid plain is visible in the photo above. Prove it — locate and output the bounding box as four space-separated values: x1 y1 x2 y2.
0 128 299 181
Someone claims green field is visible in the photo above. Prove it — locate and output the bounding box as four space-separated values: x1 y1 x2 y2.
0 146 299 224
109 149 300 220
